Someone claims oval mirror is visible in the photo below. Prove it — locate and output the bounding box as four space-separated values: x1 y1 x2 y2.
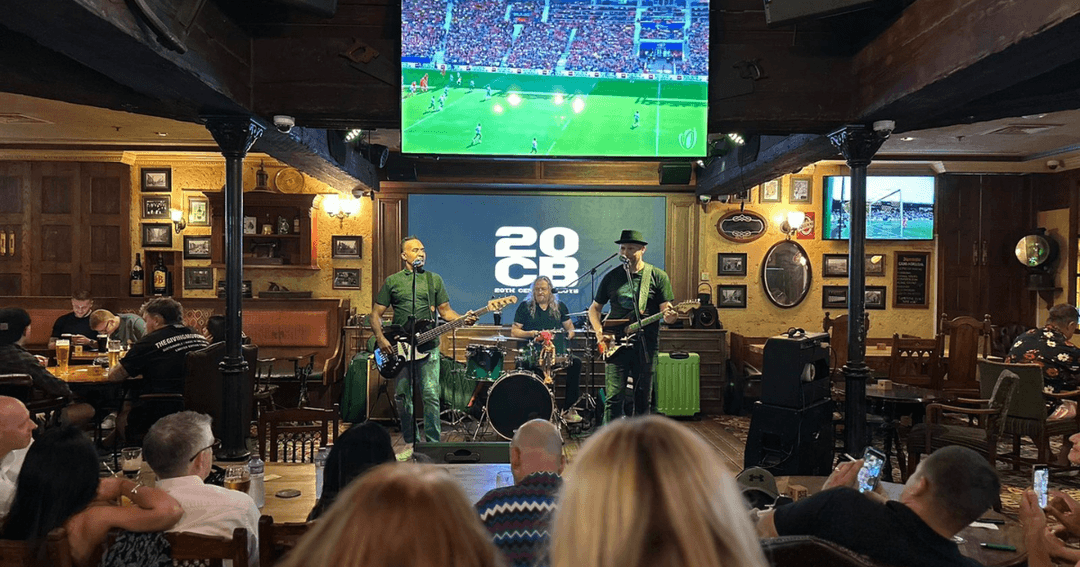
1015 234 1050 267
762 240 812 308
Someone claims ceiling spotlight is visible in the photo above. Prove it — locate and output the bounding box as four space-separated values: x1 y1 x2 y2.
727 133 745 146
344 129 364 143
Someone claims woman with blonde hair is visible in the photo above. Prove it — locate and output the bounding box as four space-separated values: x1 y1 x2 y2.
278 462 503 567
550 415 768 567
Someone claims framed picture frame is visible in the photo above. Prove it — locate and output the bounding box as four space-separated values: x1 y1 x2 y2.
865 286 888 310
717 253 747 276
183 235 211 259
822 254 849 277
790 176 813 203
760 179 781 203
716 284 747 308
217 280 252 298
141 195 171 219
822 285 849 309
243 216 257 235
332 235 362 259
333 268 362 290
141 223 172 248
183 267 213 290
865 253 887 276
141 167 171 192
187 196 210 226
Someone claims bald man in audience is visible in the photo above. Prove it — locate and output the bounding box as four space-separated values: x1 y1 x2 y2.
475 419 565 567
0 396 36 518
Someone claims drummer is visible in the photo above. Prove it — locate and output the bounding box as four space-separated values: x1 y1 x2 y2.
510 276 583 423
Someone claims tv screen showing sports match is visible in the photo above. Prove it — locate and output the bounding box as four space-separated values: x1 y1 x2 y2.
400 0 709 157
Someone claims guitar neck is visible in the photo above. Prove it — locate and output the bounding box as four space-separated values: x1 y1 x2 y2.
414 305 491 344
625 311 667 335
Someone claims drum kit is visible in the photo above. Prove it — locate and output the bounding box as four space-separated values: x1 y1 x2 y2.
452 318 599 440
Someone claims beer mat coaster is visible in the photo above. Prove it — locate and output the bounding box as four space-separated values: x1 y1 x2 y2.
264 474 282 481
275 489 301 499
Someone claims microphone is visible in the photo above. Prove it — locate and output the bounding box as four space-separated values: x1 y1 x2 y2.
620 255 631 265
412 257 425 273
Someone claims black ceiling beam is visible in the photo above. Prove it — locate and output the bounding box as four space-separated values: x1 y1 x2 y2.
696 134 838 196
252 126 378 193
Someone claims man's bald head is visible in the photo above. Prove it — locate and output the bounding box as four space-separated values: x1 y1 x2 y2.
0 396 34 455
510 419 565 482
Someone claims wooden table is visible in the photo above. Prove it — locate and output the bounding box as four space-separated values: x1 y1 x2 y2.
747 343 948 377
777 476 1027 567
51 365 113 383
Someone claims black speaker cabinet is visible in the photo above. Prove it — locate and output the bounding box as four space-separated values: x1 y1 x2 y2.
744 399 833 476
760 332 831 409
691 305 720 329
413 441 511 463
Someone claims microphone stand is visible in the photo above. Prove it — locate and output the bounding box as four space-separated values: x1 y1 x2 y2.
409 260 422 452
622 258 650 417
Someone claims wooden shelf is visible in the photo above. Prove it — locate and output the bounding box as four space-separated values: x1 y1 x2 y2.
209 263 321 271
206 192 317 269
245 234 302 240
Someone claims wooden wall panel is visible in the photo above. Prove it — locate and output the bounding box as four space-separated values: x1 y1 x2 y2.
40 273 71 297
0 162 30 294
82 163 130 298
373 195 406 303
666 195 699 302
0 275 20 296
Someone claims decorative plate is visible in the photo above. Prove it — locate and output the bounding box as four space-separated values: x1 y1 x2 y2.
275 168 305 193
716 210 769 243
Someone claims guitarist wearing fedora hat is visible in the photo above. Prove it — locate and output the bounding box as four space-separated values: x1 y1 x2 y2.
587 230 677 423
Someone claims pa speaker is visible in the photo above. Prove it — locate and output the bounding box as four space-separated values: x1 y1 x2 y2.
413 441 510 463
744 399 833 475
658 162 693 184
691 305 720 329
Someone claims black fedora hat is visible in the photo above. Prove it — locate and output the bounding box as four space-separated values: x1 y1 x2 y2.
615 230 648 246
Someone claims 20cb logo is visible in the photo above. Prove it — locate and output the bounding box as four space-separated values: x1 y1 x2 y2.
495 226 579 287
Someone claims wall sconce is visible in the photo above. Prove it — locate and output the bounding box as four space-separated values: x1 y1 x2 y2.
323 193 360 226
779 211 805 239
170 209 186 233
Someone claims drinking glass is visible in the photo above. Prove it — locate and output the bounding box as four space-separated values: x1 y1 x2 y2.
107 339 121 368
121 447 143 480
97 334 109 352
495 470 514 488
55 339 70 374
224 465 251 493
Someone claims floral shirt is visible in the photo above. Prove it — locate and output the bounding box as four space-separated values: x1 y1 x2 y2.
1005 325 1080 393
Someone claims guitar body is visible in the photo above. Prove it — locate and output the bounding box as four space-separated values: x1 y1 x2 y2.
597 300 700 360
374 320 437 378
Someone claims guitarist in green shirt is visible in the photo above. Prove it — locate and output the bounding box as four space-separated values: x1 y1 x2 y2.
587 230 676 424
371 236 477 460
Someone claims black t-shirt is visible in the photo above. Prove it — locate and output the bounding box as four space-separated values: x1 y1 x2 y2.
50 312 96 344
514 301 570 354
773 488 981 567
120 324 209 395
593 264 674 353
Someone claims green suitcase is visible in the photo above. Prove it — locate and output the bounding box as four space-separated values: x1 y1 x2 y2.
656 352 700 417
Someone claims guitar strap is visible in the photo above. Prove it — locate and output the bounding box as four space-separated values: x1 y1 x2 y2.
637 262 653 315
426 271 436 320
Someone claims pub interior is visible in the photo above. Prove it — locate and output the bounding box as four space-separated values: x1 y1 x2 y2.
4 0 1080 566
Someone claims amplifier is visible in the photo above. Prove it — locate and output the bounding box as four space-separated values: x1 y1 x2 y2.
744 399 834 475
760 331 831 409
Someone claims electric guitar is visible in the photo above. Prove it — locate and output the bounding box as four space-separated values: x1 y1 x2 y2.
373 295 517 378
598 300 699 360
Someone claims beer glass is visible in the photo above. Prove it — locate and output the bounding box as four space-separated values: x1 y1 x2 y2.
107 339 121 368
224 465 251 493
121 447 143 480
55 338 70 374
97 334 109 352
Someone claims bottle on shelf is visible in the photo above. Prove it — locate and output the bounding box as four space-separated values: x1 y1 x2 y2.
130 253 144 296
293 213 301 234
314 446 329 498
152 255 168 296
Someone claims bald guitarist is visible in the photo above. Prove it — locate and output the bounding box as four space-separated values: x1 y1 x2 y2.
371 236 477 459
588 230 676 423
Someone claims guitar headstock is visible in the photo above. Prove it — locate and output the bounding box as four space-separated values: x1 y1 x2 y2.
673 300 700 314
487 295 518 312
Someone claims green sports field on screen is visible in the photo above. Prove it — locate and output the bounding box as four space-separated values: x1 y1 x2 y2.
401 69 708 157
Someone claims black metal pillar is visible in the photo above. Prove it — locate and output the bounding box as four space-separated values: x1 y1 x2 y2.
205 116 264 461
828 122 892 457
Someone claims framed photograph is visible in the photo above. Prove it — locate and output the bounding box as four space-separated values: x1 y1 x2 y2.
141 195 171 219
822 254 849 277
717 253 747 276
865 286 888 310
183 236 212 259
332 235 362 259
333 268 361 290
243 216 257 235
760 179 781 203
822 285 849 309
790 176 812 203
183 267 213 290
141 223 172 248
865 253 887 276
141 167 171 192
187 196 210 226
217 280 253 298
716 284 747 308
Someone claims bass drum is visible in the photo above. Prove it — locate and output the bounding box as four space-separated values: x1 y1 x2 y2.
485 370 555 440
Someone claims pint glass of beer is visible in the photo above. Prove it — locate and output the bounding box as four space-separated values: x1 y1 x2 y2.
224 465 251 493
107 339 121 368
55 339 70 374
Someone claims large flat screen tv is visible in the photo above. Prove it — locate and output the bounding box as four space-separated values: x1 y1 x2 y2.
822 175 936 240
400 0 709 157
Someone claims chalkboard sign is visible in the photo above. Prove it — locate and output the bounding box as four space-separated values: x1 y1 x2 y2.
893 251 930 308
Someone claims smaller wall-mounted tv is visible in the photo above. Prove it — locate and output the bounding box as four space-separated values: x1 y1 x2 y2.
822 175 936 241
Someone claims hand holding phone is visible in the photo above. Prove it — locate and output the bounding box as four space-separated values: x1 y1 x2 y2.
1034 465 1050 509
857 447 886 493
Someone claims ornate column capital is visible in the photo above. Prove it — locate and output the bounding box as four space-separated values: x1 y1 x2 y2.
204 116 265 158
828 123 892 168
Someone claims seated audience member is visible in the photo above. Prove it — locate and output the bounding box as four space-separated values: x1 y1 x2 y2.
204 315 251 346
757 445 999 567
0 396 35 518
49 290 96 349
1020 431 1080 567
475 419 564 567
142 411 260 565
0 307 72 399
278 463 501 567
549 415 767 567
89 309 146 346
1 426 182 567
1007 304 1080 416
308 421 396 521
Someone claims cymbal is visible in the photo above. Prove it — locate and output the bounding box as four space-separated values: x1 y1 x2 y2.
566 311 590 317
473 334 524 342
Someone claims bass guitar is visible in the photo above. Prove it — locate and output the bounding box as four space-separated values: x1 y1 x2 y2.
374 295 518 378
598 300 699 360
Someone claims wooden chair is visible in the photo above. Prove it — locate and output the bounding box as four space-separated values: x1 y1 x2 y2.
258 405 339 463
0 373 33 400
0 374 68 431
0 527 74 567
166 528 250 567
939 314 993 395
977 358 1080 470
887 333 943 388
761 535 889 567
253 357 280 422
185 343 258 440
258 515 313 567
906 369 1018 477
823 312 870 378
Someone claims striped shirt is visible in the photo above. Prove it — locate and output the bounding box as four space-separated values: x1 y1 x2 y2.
475 472 562 567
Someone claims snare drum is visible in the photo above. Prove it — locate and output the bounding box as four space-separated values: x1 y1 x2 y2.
485 370 555 440
465 344 504 381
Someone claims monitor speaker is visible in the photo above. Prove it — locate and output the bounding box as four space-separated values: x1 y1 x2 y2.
744 399 833 475
691 305 720 329
413 442 510 464
658 162 693 184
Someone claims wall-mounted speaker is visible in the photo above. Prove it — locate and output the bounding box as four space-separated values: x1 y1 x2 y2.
658 162 693 184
